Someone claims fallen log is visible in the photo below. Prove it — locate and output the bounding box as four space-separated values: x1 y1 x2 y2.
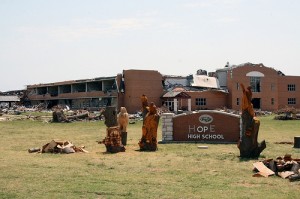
67 112 89 120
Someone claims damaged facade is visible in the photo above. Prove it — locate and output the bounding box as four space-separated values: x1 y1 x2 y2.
24 63 300 113
27 76 119 110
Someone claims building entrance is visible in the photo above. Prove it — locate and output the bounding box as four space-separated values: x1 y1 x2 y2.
164 100 175 111
252 98 261 109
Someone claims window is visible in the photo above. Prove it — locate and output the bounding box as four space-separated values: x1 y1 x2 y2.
271 83 275 91
288 84 296 91
236 83 240 90
196 98 206 106
271 98 274 105
288 98 296 105
250 77 261 92
237 98 240 106
164 100 175 111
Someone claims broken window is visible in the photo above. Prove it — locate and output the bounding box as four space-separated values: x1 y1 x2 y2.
37 87 47 95
250 77 261 92
59 85 71 93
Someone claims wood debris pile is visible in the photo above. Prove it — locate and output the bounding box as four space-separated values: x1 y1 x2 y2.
253 154 300 181
52 109 103 123
28 140 88 154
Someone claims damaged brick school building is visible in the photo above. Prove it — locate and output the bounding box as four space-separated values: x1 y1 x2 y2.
25 63 300 113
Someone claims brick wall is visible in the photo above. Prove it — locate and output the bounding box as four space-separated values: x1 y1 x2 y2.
227 64 281 111
122 70 164 113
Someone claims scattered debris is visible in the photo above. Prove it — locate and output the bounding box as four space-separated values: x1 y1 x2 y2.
28 147 41 153
252 154 300 181
197 146 208 149
274 141 294 145
28 140 88 154
253 162 275 177
274 106 300 120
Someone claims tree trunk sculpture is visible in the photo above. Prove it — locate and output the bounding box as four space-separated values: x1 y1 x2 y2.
117 107 129 145
102 106 118 127
101 106 125 153
238 83 266 158
139 98 160 151
140 94 149 123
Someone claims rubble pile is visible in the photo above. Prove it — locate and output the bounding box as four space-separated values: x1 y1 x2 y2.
274 106 300 120
253 154 300 182
52 107 105 123
28 140 88 154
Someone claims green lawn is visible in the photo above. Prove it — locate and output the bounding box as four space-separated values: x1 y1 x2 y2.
0 115 299 199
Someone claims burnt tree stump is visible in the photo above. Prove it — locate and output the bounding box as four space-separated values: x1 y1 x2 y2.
102 106 118 127
238 83 266 158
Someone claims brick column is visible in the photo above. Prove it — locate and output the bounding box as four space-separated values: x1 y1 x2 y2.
161 113 175 141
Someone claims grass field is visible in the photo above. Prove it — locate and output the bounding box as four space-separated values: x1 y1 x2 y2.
0 114 299 199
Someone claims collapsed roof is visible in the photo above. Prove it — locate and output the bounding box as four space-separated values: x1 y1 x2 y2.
0 96 20 102
190 75 220 89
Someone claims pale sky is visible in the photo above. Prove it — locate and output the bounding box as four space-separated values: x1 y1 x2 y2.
1 0 299 92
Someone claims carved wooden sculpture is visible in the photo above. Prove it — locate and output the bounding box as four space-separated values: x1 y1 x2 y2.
140 94 149 123
117 107 129 145
102 126 125 153
238 83 266 158
101 106 125 153
139 98 159 151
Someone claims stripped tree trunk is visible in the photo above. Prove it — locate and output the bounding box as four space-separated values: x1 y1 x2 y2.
238 111 266 158
238 83 266 158
102 106 118 127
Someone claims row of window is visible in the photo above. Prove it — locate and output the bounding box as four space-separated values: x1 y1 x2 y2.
236 80 296 92
164 97 298 110
236 98 297 105
196 98 297 106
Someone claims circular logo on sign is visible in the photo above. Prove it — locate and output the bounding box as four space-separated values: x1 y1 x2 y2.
199 114 213 124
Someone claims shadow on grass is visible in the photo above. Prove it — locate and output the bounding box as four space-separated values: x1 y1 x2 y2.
238 154 266 162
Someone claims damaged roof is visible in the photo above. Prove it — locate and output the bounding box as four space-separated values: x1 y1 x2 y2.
27 76 117 88
0 96 20 102
162 91 191 98
191 75 220 89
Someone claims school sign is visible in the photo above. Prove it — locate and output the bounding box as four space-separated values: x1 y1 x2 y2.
161 111 241 143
